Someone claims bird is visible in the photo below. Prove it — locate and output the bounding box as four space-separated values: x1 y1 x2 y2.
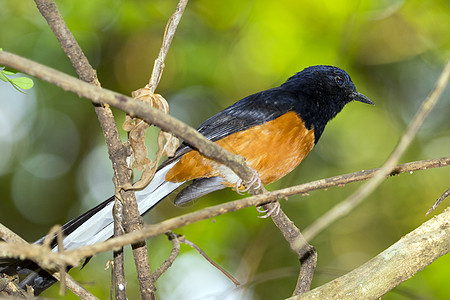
0 65 373 295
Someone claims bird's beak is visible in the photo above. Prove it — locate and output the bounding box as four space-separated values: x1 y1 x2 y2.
351 92 374 105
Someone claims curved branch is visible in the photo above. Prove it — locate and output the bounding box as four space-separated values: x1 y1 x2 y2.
151 232 180 282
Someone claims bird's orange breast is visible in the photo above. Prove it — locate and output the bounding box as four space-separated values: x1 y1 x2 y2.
165 111 315 187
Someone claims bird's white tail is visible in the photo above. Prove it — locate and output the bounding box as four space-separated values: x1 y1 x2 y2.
59 161 184 250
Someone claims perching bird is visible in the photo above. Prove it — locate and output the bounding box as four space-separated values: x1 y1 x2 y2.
0 65 373 295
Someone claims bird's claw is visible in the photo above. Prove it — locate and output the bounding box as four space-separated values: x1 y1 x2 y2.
235 168 262 195
257 201 280 218
233 168 279 218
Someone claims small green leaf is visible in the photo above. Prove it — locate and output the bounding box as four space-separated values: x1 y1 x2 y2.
0 71 8 82
2 70 15 76
0 69 34 92
11 76 34 90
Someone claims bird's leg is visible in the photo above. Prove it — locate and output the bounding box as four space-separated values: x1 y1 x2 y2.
233 168 279 217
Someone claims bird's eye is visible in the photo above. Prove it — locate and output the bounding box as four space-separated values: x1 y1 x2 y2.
335 76 344 87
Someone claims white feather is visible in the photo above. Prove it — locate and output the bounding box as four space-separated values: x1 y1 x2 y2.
59 161 184 251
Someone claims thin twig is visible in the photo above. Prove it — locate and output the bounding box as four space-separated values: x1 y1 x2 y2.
0 226 98 300
0 243 77 270
109 260 115 300
426 187 450 215
125 0 189 193
303 58 450 241
2 157 447 265
178 236 241 286
148 0 189 92
53 272 97 300
152 232 181 282
266 205 317 294
60 157 450 263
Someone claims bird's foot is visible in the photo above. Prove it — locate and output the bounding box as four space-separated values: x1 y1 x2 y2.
235 168 262 195
256 201 281 218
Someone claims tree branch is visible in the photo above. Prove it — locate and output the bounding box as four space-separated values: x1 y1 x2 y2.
427 187 450 215
267 207 317 295
112 201 127 300
0 224 97 299
177 235 241 286
34 0 99 85
33 0 154 297
255 205 315 294
58 157 450 262
2 158 448 265
0 50 259 192
288 207 450 300
151 232 181 282
148 0 188 93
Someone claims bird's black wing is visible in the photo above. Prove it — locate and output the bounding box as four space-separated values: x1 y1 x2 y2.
161 87 297 167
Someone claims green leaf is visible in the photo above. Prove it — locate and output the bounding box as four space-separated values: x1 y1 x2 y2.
0 70 8 82
0 69 34 92
11 76 34 90
2 70 15 76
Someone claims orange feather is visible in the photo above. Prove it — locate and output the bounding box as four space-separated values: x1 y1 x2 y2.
165 111 315 187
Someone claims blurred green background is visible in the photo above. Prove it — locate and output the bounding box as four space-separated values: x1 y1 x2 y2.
1 0 449 299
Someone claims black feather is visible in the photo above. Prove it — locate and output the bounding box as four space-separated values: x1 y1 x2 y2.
173 177 226 206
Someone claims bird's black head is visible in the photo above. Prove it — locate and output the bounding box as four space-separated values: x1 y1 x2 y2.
281 65 373 143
